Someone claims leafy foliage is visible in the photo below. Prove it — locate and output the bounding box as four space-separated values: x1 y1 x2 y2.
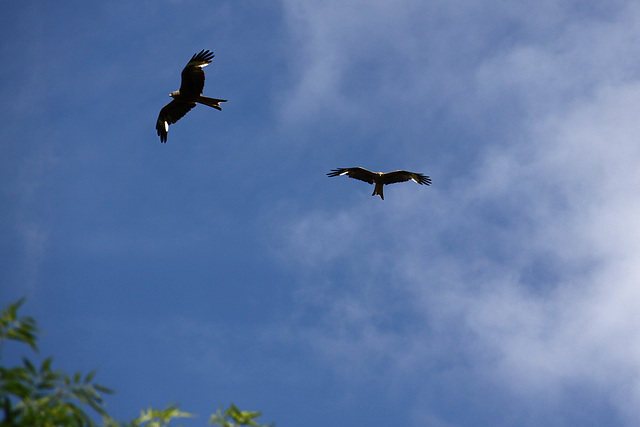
0 298 38 352
0 299 272 427
0 299 113 426
209 404 273 427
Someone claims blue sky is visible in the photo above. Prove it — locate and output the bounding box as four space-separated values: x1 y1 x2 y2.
3 1 640 426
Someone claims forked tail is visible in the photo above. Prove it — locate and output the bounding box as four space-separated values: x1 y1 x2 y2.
197 95 228 111
372 183 384 200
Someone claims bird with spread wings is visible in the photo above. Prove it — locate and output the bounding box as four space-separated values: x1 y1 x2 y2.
327 167 431 200
156 50 227 143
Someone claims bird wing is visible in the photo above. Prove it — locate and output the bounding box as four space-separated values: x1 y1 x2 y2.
179 50 215 97
381 170 432 185
327 167 376 184
156 99 196 142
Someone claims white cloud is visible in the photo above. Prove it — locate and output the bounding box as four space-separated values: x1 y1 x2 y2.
273 0 640 424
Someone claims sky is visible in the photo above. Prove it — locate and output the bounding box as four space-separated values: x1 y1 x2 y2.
2 1 640 426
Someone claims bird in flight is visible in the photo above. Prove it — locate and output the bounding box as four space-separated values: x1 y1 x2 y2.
327 167 431 200
156 49 227 143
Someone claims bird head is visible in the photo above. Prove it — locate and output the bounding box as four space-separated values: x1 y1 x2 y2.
169 90 180 98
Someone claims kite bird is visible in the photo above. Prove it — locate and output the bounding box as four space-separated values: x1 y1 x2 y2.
327 167 431 200
156 49 227 143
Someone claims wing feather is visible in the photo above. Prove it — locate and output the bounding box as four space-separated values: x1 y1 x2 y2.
381 170 431 186
156 100 196 142
327 167 376 184
179 49 215 97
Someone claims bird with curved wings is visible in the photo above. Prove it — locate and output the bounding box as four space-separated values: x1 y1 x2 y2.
156 50 227 143
327 167 431 200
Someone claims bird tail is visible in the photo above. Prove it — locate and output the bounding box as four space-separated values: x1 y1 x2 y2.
197 96 227 111
372 183 384 200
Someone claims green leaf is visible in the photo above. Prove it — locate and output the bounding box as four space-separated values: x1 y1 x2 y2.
40 357 53 373
84 369 97 383
136 404 196 426
22 357 37 374
0 298 39 352
94 383 114 394
210 404 272 427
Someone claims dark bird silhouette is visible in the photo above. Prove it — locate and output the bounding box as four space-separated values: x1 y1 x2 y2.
156 50 227 143
327 167 431 200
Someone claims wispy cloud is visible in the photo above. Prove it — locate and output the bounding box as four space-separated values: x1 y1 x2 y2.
273 0 640 424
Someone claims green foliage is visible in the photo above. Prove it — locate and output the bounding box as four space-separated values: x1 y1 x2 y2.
0 298 38 352
134 404 196 427
0 299 273 427
209 404 273 427
0 299 113 426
